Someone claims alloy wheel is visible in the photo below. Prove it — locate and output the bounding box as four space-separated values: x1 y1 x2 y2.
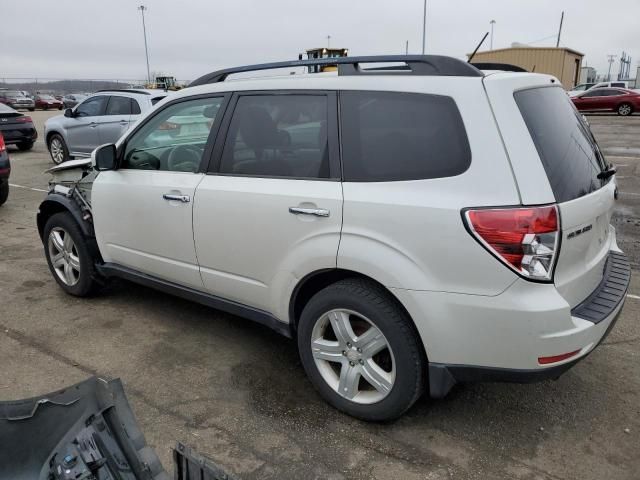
619 104 632 116
310 309 396 404
48 227 80 286
50 138 65 164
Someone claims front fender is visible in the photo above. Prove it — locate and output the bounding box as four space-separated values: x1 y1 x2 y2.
37 193 94 240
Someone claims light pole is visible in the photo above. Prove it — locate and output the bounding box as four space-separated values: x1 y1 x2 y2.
606 55 617 81
421 0 427 54
138 5 151 84
490 20 496 50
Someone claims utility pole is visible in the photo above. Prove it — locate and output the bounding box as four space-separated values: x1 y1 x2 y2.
556 11 564 47
421 0 427 54
490 20 496 50
327 35 331 48
405 40 409 55
138 5 151 84
607 54 617 81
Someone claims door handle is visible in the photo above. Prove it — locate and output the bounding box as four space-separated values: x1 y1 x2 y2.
89 122 98 128
289 207 330 217
163 194 191 203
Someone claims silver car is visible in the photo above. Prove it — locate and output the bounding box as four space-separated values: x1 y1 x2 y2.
44 89 167 164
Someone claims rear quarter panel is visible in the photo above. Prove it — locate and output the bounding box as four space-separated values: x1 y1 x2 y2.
338 78 520 295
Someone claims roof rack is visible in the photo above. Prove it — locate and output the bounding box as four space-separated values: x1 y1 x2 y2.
471 62 527 73
94 89 152 95
189 55 483 87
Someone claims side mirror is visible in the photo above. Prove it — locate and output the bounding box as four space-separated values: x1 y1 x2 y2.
92 144 117 171
64 108 74 118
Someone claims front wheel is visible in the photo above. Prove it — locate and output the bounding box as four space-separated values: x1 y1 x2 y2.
43 212 102 296
618 103 633 116
28 108 35 112
298 278 425 421
48 134 69 164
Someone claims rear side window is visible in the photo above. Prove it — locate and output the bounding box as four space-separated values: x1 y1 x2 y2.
105 96 132 115
515 86 606 203
340 91 471 181
131 99 141 114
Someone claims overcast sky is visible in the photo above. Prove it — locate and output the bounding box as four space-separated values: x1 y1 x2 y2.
1 0 638 83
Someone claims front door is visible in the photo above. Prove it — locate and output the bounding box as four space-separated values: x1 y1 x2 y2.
193 92 343 315
92 95 228 289
65 95 108 155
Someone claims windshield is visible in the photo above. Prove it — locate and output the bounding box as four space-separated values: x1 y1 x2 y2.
39 95 55 100
5 91 23 98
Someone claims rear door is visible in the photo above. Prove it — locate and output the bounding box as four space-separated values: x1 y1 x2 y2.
487 77 615 308
92 95 228 289
193 91 342 315
65 95 108 155
96 95 133 145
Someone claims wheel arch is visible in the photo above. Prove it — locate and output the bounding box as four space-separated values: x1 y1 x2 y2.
37 194 94 241
289 269 427 357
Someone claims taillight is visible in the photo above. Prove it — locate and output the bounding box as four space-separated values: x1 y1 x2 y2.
15 116 32 123
0 133 5 153
463 205 560 282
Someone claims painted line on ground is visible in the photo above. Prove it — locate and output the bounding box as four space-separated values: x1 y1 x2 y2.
628 294 640 301
9 184 48 193
620 191 640 197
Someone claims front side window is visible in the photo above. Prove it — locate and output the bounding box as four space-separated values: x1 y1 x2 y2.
75 96 107 117
219 94 329 178
582 90 603 98
105 96 132 115
340 91 471 181
121 96 224 172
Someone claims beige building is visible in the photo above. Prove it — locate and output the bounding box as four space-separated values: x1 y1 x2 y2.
468 46 584 88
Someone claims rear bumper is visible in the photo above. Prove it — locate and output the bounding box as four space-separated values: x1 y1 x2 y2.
391 250 630 398
428 299 624 398
0 126 37 145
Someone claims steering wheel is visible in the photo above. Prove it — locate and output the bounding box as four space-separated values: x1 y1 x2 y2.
166 145 202 172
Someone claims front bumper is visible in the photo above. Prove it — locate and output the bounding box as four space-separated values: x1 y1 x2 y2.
391 250 631 398
8 102 35 109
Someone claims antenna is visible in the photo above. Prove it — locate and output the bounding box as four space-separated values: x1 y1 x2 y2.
556 11 564 47
468 32 489 63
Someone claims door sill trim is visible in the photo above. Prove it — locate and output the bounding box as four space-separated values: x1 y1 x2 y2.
96 263 293 338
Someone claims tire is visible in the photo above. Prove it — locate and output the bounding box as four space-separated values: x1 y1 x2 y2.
617 103 633 116
298 278 425 421
0 180 8 206
43 212 102 297
48 133 69 164
17 142 34 151
28 108 35 112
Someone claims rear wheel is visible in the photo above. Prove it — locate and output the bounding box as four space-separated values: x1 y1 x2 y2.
28 108 35 112
43 212 102 297
0 180 8 206
298 278 424 421
618 103 633 116
17 142 34 151
48 134 69 164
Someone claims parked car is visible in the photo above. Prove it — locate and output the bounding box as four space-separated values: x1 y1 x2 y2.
38 56 629 421
0 133 10 206
0 90 35 111
44 89 167 164
571 87 640 116
567 82 596 97
0 103 38 150
35 94 64 110
62 93 88 109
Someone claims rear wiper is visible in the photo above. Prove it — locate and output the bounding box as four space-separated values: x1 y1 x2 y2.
597 166 617 180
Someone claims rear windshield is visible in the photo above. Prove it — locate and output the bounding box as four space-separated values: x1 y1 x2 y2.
340 91 471 182
515 86 607 203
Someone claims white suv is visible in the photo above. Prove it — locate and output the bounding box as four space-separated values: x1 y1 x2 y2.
37 56 630 421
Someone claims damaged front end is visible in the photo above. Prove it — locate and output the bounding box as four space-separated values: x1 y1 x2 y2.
0 377 236 480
